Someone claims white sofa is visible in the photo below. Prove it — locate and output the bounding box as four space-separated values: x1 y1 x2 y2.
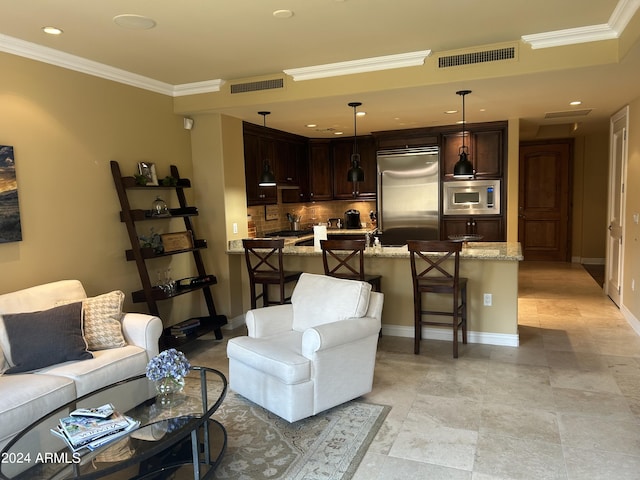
0 280 163 451
227 273 383 422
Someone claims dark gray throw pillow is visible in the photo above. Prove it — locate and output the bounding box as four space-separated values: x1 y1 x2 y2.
2 302 93 374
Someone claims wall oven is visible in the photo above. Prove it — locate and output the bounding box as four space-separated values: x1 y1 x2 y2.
443 179 501 215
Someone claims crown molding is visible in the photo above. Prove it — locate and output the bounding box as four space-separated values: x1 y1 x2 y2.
522 0 640 49
0 33 177 95
283 49 432 81
173 79 226 97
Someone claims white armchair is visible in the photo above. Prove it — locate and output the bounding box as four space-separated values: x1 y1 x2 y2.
227 273 384 422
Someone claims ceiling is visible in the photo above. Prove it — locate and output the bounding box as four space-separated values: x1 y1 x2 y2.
2 0 640 139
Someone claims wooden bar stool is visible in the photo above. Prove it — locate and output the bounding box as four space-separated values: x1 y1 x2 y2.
407 240 468 358
242 239 303 309
320 239 381 292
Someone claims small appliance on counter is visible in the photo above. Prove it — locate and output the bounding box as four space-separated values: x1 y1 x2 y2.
328 218 342 229
344 209 361 229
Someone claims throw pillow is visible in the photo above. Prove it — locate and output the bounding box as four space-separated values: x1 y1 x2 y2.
58 290 127 350
1 302 93 374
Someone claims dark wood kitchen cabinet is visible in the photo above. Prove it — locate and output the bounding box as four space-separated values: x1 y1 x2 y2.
442 121 506 179
332 136 376 199
441 216 504 241
243 130 277 206
243 122 308 205
372 127 439 150
307 139 333 201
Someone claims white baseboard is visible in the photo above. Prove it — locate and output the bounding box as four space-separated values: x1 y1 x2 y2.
621 305 640 336
223 314 246 331
572 256 605 265
381 324 519 347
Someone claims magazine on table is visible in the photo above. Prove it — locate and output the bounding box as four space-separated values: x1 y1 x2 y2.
51 417 139 452
70 403 115 419
52 406 139 451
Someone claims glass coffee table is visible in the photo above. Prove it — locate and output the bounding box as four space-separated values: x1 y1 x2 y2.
0 366 227 480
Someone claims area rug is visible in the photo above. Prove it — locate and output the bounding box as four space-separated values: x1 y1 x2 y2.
211 392 389 480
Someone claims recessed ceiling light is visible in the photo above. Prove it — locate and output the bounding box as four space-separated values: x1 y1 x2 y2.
445 110 458 114
570 100 582 106
356 111 366 117
113 14 157 30
334 131 344 135
306 124 317 128
42 26 63 35
273 9 294 19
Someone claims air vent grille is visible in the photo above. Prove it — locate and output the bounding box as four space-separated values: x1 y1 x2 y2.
439 47 516 68
544 109 592 119
230 78 284 94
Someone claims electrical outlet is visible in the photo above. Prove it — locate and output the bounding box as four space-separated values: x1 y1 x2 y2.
483 293 492 306
233 222 238 234
632 279 636 291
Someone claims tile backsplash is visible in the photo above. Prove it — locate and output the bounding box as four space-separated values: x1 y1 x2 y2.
247 194 376 237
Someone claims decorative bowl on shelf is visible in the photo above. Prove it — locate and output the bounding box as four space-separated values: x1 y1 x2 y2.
448 234 483 243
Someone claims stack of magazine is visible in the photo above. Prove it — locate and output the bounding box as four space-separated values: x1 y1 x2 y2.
51 403 139 452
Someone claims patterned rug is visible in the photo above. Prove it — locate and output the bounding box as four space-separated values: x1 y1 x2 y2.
212 392 389 480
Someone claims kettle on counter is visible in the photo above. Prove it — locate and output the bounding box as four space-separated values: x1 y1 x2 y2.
344 209 361 229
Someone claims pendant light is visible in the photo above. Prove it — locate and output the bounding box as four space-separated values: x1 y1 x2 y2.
257 111 277 187
453 90 475 179
347 102 365 183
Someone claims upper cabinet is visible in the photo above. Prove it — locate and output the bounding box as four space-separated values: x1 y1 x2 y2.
243 131 277 206
372 128 439 151
332 136 376 199
441 121 506 179
243 122 307 206
307 139 333 201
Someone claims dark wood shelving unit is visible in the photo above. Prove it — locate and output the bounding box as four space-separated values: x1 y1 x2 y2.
111 160 226 350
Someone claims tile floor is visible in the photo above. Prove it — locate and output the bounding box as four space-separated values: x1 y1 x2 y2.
188 261 640 480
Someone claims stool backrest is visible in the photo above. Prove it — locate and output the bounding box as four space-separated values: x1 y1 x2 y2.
407 240 462 285
242 238 286 280
320 239 367 281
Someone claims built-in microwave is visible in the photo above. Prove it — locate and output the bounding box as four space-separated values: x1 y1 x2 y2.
442 179 501 215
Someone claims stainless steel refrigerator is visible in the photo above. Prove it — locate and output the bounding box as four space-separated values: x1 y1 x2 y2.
376 146 440 245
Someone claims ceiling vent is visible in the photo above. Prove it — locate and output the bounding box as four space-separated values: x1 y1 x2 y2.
230 77 284 94
544 109 592 119
438 45 517 68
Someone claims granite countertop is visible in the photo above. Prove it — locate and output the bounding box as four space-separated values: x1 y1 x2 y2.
228 239 523 261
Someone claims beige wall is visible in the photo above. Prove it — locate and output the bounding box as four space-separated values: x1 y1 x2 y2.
571 133 610 262
0 53 203 326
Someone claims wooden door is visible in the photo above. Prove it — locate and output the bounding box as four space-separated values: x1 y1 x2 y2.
606 107 628 305
518 140 572 261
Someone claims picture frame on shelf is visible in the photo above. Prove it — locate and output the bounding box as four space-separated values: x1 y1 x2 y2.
264 204 279 221
161 231 194 252
137 162 158 186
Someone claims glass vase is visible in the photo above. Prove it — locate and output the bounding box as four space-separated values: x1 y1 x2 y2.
155 376 185 405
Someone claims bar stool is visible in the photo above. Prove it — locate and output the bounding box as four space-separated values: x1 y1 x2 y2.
320 239 382 292
242 238 303 309
407 240 468 358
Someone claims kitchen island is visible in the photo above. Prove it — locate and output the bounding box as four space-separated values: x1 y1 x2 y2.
227 240 523 348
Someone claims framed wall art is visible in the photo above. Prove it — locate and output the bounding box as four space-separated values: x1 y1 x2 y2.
137 161 158 186
0 145 22 243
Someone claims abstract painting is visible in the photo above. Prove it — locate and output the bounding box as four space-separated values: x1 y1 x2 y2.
0 145 22 243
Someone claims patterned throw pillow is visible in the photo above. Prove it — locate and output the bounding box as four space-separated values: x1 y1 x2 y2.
58 291 127 350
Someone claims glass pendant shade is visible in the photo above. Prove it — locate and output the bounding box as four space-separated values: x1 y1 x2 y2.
347 153 365 182
347 101 364 183
258 162 276 186
257 111 277 187
453 146 474 178
453 90 475 179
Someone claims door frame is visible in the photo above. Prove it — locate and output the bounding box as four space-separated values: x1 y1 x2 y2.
606 106 629 305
